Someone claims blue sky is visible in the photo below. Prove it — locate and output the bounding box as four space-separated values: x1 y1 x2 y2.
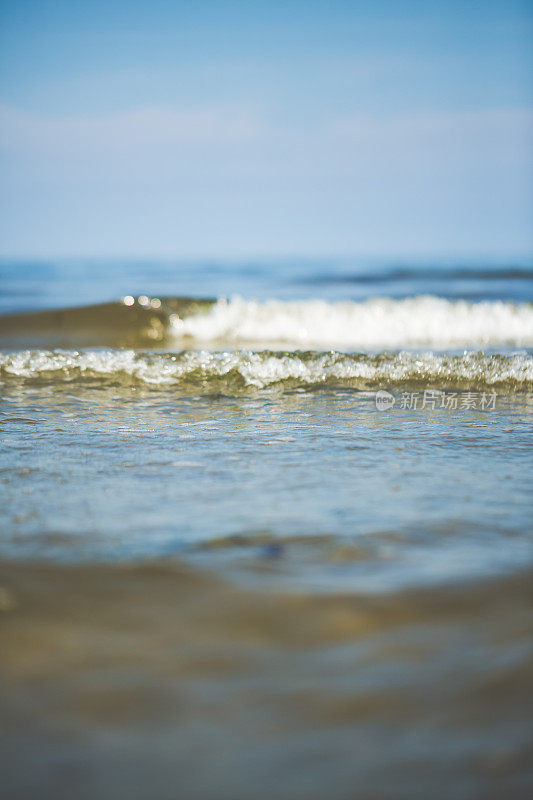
0 0 531 258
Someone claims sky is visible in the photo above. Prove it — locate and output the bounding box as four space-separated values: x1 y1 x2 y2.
0 0 532 259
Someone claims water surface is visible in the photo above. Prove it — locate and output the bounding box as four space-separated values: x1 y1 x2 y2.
0 258 532 799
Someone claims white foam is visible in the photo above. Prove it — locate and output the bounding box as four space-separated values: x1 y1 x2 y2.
171 296 533 349
1 349 532 391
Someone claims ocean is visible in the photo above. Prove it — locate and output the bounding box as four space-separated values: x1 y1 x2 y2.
1 258 532 799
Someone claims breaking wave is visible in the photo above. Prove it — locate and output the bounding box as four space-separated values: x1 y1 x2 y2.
1 295 532 350
171 296 533 349
1 349 531 393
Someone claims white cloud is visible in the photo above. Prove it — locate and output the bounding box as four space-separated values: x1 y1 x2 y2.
1 103 531 174
0 102 531 256
0 103 264 153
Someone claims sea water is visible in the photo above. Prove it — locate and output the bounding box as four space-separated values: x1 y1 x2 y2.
0 258 532 799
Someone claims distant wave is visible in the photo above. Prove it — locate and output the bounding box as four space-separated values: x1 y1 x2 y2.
1 350 531 393
0 295 532 350
299 266 533 284
172 296 533 349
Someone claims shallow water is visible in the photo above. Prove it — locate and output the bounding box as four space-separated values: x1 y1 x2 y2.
1 384 532 593
2 560 532 800
0 258 532 798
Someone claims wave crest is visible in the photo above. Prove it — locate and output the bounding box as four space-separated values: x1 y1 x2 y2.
1 349 531 393
172 296 533 349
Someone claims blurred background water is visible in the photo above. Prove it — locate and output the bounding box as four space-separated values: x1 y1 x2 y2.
1 257 532 312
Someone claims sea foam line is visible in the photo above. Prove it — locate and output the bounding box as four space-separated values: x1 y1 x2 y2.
1 350 532 391
171 296 533 349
